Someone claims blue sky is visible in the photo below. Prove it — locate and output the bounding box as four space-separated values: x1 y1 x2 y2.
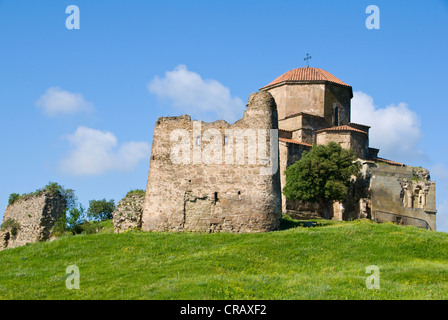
1 0 447 231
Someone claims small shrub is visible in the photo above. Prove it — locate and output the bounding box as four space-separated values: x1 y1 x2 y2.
126 189 145 197
52 213 69 237
76 220 114 235
79 221 100 235
8 193 20 206
0 219 20 236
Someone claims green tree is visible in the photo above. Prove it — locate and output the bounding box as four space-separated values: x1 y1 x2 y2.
283 142 361 218
87 199 115 221
53 204 86 235
66 205 86 234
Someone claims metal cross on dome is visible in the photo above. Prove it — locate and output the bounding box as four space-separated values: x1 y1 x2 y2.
304 53 311 67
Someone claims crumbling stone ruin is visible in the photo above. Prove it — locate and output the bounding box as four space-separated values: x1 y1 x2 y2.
142 91 282 233
142 66 437 232
0 193 66 250
368 164 436 230
113 192 145 233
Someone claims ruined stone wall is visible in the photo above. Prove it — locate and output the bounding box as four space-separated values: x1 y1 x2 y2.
113 193 145 233
142 91 282 233
0 193 66 250
279 140 311 213
369 163 437 230
281 159 437 230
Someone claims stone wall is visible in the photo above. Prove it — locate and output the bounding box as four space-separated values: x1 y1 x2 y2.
266 84 326 120
142 91 282 233
278 139 311 213
113 193 145 233
280 159 437 230
369 163 437 230
278 113 329 145
265 83 352 126
0 193 66 250
324 83 352 126
316 131 368 159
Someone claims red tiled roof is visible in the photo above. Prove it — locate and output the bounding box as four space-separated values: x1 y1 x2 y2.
349 122 371 128
316 125 368 135
372 157 404 166
261 67 351 89
279 137 312 147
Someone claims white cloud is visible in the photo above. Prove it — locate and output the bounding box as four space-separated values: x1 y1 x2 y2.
351 91 423 161
36 87 93 116
59 126 150 176
148 64 244 123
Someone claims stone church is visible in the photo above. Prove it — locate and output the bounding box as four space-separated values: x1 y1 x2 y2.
142 66 437 233
259 66 436 230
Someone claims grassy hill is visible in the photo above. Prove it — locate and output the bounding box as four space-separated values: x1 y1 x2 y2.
1 218 448 300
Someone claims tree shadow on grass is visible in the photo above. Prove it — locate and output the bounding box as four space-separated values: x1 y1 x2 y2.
279 214 328 231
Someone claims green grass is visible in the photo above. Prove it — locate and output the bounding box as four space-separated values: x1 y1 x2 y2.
1 218 448 300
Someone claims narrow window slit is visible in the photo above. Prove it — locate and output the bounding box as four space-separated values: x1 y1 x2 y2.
214 192 219 204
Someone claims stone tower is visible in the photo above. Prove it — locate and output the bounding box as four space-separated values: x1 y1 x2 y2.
142 91 282 233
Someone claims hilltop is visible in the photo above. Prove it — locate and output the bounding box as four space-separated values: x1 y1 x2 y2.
0 219 447 300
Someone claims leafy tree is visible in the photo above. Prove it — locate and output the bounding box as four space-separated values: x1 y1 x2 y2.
66 205 86 234
283 142 361 218
53 204 86 235
87 199 115 221
44 182 77 209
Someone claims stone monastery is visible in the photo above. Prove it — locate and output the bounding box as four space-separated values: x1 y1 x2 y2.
0 66 438 250
142 66 437 232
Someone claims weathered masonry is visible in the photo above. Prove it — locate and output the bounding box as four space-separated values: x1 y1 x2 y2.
368 163 436 230
0 193 66 250
142 91 282 233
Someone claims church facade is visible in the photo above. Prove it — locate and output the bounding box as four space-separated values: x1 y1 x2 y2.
260 66 437 230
